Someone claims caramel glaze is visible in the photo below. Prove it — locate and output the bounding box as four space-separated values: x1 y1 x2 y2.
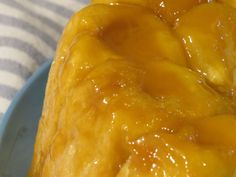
29 1 236 177
92 0 213 25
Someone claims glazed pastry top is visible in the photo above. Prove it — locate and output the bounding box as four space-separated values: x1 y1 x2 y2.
29 1 236 177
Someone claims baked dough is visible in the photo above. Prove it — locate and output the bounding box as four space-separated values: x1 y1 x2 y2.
29 1 236 177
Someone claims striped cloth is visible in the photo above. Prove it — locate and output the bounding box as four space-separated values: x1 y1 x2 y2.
0 0 87 119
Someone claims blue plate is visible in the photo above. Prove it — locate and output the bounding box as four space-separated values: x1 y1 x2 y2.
0 61 51 177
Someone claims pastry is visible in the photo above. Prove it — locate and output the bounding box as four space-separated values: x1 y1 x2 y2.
29 1 236 177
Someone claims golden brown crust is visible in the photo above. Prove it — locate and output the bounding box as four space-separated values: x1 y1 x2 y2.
29 1 236 177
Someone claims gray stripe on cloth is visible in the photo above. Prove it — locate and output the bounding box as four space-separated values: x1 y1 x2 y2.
31 0 74 18
0 0 63 33
0 84 18 100
0 59 32 79
0 14 57 50
78 0 90 4
0 36 47 65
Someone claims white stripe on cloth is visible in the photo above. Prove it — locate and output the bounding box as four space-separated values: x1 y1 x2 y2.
0 47 39 72
0 70 25 90
48 0 87 12
0 36 47 65
0 97 10 115
15 0 69 27
0 3 60 41
0 24 55 55
0 0 63 32
31 0 75 18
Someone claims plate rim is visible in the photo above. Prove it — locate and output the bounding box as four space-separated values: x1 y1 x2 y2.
0 60 52 143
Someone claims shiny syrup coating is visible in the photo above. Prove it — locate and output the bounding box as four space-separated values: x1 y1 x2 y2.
92 0 213 24
29 1 236 177
217 0 236 8
175 2 236 95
